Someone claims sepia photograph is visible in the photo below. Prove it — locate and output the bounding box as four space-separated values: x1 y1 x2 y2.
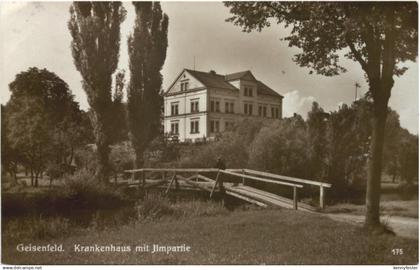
0 0 418 267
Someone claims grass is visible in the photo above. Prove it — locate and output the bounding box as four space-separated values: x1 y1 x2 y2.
324 199 418 218
2 209 417 265
136 193 229 222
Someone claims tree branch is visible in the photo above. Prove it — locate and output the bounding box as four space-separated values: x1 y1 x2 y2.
345 34 369 73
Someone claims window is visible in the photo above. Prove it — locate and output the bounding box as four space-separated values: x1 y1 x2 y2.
230 102 234 113
271 107 275 118
210 100 220 112
190 119 199 134
170 122 179 135
244 103 253 115
258 105 263 116
263 106 267 117
244 87 254 97
210 120 220 133
225 102 234 113
180 81 189 91
171 103 179 116
191 100 199 113
275 108 280 118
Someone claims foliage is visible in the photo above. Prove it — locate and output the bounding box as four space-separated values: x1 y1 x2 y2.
68 2 126 182
307 102 329 180
225 1 418 227
249 114 309 178
110 70 129 143
177 118 267 168
61 169 128 208
127 2 168 167
1 105 20 184
109 141 136 181
4 67 85 187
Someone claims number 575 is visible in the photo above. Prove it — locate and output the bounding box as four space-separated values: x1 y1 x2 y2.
392 248 403 255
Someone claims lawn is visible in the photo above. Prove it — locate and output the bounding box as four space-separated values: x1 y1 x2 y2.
324 199 419 218
2 209 418 265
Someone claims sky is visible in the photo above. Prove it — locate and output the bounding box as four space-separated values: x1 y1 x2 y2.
0 1 418 134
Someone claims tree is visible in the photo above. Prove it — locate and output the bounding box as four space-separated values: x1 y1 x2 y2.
5 67 83 187
110 70 128 143
398 132 418 185
225 2 417 228
1 105 21 184
307 102 329 181
68 2 126 182
127 2 168 167
249 114 310 178
383 110 403 182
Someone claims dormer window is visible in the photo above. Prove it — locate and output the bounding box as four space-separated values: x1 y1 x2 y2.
180 81 189 91
244 86 253 97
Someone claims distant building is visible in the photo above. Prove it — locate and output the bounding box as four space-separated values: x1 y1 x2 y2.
163 69 283 142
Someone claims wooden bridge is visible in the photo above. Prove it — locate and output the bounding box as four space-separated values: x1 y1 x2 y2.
124 168 332 211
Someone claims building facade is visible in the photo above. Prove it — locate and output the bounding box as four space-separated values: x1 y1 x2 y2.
163 69 283 142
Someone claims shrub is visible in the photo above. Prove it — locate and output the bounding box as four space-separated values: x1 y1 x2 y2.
60 169 129 209
176 118 268 168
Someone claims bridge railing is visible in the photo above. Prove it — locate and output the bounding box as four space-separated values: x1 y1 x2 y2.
218 169 303 209
228 168 331 209
124 168 304 210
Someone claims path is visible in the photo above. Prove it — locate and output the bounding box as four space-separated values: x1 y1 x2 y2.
324 213 418 239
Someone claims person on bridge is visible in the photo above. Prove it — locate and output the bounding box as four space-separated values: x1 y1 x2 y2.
215 156 226 170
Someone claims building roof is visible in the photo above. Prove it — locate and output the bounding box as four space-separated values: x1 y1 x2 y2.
185 69 237 90
256 80 283 98
179 69 283 98
224 70 256 81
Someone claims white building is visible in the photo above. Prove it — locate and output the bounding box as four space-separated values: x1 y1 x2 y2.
163 69 283 142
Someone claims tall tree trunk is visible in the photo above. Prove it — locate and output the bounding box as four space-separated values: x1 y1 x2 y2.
365 76 392 228
365 109 387 227
92 110 111 184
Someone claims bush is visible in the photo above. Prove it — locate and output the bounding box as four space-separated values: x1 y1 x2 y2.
60 169 129 209
176 118 268 168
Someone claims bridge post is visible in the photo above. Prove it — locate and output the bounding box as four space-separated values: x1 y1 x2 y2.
210 170 220 198
165 173 176 195
175 174 179 190
320 186 325 209
293 186 298 210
